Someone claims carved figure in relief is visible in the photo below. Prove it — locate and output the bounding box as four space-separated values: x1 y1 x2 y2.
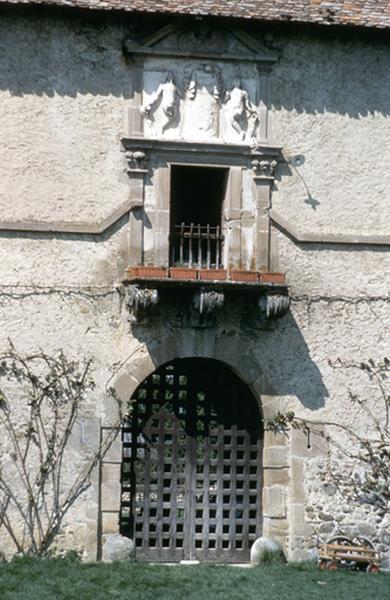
141 72 180 134
225 78 258 141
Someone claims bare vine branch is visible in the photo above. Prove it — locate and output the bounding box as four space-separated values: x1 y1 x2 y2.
267 358 389 514
0 344 123 556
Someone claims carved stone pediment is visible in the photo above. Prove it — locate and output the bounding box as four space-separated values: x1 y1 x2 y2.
123 21 279 65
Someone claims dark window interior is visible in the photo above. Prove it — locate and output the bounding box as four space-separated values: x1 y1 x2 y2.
170 166 228 268
170 166 228 228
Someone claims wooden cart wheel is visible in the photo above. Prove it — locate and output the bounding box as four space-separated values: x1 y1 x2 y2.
352 536 375 550
326 536 355 569
366 564 380 574
351 536 376 571
318 559 328 570
326 536 353 546
327 560 338 571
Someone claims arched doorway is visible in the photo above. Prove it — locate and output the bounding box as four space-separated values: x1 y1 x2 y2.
120 358 263 563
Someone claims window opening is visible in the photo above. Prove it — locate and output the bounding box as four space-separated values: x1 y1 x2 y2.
170 166 228 268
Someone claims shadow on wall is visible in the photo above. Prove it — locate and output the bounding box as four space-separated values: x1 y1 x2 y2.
266 25 390 119
0 9 389 120
128 303 328 412
254 310 328 410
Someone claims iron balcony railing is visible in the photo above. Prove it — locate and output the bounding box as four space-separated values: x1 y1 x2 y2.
171 223 225 269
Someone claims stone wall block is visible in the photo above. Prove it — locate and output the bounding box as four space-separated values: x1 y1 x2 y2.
101 464 121 512
148 335 177 368
84 519 99 562
236 354 263 385
101 429 122 464
259 394 282 419
262 517 289 545
156 209 170 232
263 485 287 518
263 446 288 468
290 457 305 503
154 231 169 266
214 333 243 368
102 512 120 535
263 467 289 486
289 503 306 536
110 372 140 405
126 350 158 383
264 429 289 447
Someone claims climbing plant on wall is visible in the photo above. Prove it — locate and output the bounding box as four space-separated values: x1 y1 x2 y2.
0 343 122 556
268 358 390 515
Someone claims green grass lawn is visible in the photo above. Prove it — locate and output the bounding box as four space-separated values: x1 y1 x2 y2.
0 559 388 600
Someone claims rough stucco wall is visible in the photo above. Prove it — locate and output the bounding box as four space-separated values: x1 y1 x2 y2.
271 34 390 237
0 224 131 287
276 231 390 297
0 11 389 563
0 13 131 223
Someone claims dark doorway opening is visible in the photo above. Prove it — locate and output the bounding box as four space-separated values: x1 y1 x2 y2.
170 166 228 268
120 358 263 563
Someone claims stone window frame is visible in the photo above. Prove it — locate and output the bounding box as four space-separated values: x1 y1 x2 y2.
123 137 282 272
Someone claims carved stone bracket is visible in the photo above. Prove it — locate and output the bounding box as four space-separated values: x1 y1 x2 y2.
125 150 149 173
258 294 290 321
193 290 225 315
126 285 159 318
250 159 278 178
123 279 289 325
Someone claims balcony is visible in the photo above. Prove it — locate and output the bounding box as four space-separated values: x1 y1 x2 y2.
123 260 289 326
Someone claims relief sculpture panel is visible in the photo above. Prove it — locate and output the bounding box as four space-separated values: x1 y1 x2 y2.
142 65 260 144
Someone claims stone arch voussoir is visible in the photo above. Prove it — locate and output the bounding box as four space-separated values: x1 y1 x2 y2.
107 332 273 425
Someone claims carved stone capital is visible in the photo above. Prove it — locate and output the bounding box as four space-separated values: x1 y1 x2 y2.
258 294 290 321
193 290 225 315
125 150 149 173
126 285 159 318
250 159 278 178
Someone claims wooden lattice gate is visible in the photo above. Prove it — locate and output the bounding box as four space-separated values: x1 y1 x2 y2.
120 359 263 562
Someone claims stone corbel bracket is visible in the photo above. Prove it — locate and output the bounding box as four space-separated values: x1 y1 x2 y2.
193 289 225 315
250 158 278 180
126 285 159 319
258 293 290 321
125 150 149 175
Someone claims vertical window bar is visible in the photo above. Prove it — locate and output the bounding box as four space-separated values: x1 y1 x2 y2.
197 224 202 268
179 223 184 265
189 223 194 267
216 226 220 269
207 224 211 269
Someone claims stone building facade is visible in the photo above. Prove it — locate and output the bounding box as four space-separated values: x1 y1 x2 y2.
0 2 389 564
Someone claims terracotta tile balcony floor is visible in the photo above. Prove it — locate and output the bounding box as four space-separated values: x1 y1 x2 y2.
125 266 287 288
